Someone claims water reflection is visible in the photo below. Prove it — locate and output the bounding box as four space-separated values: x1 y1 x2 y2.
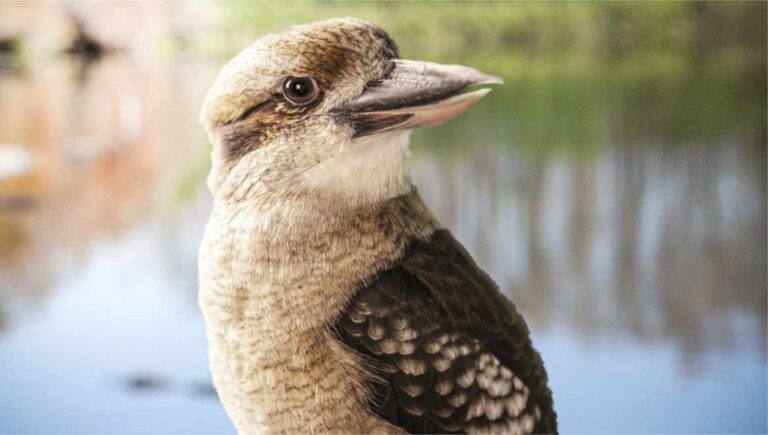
0 56 212 294
412 140 766 358
0 45 765 433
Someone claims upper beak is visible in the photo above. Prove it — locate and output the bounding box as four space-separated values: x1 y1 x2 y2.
333 59 503 137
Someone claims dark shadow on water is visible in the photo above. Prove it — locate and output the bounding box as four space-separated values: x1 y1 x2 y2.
122 374 218 400
124 374 171 393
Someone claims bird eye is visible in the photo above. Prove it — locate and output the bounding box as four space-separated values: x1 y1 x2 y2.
281 76 319 106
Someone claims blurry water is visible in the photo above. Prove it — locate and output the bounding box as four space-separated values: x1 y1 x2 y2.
0 52 764 433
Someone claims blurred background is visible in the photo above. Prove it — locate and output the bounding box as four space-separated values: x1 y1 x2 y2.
0 1 765 433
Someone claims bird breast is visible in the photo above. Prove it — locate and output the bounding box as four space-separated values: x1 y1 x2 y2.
198 193 436 433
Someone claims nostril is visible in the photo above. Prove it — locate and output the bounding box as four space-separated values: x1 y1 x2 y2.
364 78 385 91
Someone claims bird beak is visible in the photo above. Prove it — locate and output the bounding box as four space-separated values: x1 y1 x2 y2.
334 59 503 137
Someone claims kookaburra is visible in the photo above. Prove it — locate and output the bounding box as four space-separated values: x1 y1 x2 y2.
198 18 557 434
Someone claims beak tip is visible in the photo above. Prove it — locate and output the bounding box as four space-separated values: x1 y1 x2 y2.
481 73 504 86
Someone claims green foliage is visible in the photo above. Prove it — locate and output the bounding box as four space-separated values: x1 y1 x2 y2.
218 1 765 62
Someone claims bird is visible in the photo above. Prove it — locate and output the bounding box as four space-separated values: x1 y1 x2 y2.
198 17 557 435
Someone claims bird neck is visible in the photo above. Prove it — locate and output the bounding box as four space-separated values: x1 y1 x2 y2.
208 129 414 209
200 190 437 328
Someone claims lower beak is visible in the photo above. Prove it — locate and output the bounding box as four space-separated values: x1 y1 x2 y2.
334 59 502 137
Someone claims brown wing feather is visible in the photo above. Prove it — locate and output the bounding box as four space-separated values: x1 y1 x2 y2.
334 229 557 434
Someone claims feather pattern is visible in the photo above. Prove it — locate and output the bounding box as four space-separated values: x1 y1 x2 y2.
334 229 557 434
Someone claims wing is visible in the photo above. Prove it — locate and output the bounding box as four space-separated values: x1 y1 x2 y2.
334 229 557 434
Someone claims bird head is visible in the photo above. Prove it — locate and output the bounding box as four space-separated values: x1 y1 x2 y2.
201 18 501 209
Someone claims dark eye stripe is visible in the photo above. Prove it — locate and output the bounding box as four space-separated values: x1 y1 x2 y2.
235 100 275 123
219 118 265 161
